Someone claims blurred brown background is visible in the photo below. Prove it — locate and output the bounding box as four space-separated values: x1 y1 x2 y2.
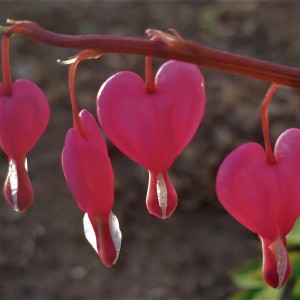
0 1 300 299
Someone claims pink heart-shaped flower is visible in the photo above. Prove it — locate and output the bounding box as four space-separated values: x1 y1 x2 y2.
0 79 50 157
216 128 300 288
97 60 205 218
0 79 50 211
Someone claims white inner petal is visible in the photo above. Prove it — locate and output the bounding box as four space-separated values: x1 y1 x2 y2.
83 212 122 265
8 159 19 211
276 238 288 289
7 158 28 212
24 158 28 171
109 211 122 264
156 172 168 219
270 237 288 289
83 213 98 254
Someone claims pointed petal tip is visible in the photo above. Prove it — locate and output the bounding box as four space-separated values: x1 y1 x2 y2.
83 212 122 267
146 171 178 219
108 211 122 264
3 157 33 212
261 236 291 289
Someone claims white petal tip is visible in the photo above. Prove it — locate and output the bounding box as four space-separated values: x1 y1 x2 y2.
156 172 168 219
83 212 122 264
83 213 98 253
109 211 122 264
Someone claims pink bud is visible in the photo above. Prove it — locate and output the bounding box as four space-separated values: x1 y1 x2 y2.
62 109 114 216
216 128 300 288
0 79 50 211
62 109 121 267
97 60 206 218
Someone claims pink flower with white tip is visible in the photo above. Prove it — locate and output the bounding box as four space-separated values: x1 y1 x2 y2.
216 85 300 289
0 35 50 212
0 79 50 212
97 59 206 219
61 51 121 267
62 109 121 267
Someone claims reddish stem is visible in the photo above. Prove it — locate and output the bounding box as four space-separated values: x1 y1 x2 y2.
145 56 155 94
68 60 86 138
66 49 102 138
260 83 280 165
1 36 13 95
2 21 300 90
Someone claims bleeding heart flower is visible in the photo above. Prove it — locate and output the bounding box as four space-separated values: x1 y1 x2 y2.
216 128 300 288
0 79 50 212
97 60 205 219
62 109 121 267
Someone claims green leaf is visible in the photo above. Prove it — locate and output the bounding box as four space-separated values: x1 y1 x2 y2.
289 252 300 280
292 277 300 299
288 219 300 246
229 286 283 300
231 258 264 289
253 285 284 300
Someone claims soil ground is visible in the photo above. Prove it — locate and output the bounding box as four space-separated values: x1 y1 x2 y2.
0 1 300 299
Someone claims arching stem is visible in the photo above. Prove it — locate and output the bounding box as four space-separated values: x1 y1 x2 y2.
62 50 101 138
1 36 13 95
260 83 280 165
2 20 300 90
68 60 86 137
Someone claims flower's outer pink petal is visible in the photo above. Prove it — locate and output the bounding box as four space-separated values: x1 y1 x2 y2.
146 170 177 219
274 128 300 234
216 130 300 289
62 109 114 216
0 80 50 157
260 235 291 289
97 60 205 172
97 71 162 171
216 142 281 240
155 60 206 156
79 109 108 152
3 156 33 212
83 212 122 268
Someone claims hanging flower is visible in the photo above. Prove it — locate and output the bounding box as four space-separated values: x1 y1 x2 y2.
97 60 206 219
216 84 300 288
0 79 50 211
62 109 121 267
61 50 121 267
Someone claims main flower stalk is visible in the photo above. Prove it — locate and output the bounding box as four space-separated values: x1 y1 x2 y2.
1 20 300 89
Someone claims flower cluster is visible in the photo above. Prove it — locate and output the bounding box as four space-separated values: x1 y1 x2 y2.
59 51 206 266
2 20 300 289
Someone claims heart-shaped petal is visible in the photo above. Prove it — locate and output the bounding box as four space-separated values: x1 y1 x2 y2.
0 79 50 157
97 60 205 172
273 128 300 234
216 128 300 240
